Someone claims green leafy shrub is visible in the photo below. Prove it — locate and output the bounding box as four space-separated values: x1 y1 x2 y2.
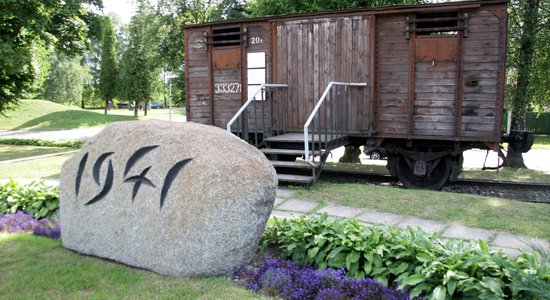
0 179 59 219
0 138 84 149
262 214 549 299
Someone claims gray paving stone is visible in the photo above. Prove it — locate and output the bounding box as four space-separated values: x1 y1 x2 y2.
490 246 522 259
274 197 286 207
397 217 447 234
442 224 496 243
491 232 549 252
276 199 319 213
270 210 299 219
317 204 364 218
276 188 296 199
357 210 402 225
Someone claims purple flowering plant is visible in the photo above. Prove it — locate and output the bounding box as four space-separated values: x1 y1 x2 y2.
0 211 60 239
233 255 411 300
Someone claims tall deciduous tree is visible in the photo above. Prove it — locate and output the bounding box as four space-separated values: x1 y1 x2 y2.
0 0 102 115
504 0 548 168
99 17 118 114
43 54 90 106
118 2 160 117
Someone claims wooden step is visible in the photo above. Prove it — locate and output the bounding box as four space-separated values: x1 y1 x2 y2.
260 148 325 156
271 160 320 170
277 174 315 184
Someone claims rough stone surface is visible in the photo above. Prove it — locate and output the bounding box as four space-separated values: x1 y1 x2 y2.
317 204 363 218
491 232 549 252
270 210 299 219
60 120 277 277
276 188 296 199
442 224 496 243
357 211 402 225
397 217 447 234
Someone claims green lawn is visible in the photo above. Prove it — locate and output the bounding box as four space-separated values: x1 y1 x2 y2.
292 182 550 240
0 154 71 180
533 135 550 149
325 161 550 183
0 100 186 130
0 234 263 299
0 145 74 161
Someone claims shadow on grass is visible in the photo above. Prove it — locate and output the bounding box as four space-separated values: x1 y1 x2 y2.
14 110 137 130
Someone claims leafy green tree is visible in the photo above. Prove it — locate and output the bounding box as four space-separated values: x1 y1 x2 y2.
0 0 103 115
43 54 91 106
504 0 548 167
99 17 118 114
246 0 419 17
118 2 160 117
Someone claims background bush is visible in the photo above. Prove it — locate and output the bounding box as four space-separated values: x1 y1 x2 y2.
262 215 550 299
0 179 59 219
0 138 84 148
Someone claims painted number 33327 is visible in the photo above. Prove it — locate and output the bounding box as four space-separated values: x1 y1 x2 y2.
214 83 241 94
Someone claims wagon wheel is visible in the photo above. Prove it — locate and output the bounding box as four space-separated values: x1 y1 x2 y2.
395 155 451 190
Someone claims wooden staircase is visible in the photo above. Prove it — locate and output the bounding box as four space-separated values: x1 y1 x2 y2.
261 132 345 185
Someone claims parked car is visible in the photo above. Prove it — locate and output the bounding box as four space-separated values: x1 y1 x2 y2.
150 102 164 109
364 146 387 160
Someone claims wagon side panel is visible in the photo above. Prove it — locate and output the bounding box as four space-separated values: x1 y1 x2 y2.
461 5 506 143
185 28 211 125
376 15 409 137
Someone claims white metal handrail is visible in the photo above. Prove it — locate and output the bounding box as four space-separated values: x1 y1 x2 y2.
226 83 288 132
303 81 367 161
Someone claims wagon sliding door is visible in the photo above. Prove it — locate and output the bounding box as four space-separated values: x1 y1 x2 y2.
210 26 243 128
409 12 466 137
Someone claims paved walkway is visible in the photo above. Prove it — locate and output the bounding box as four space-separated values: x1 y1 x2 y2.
271 188 549 258
0 127 104 142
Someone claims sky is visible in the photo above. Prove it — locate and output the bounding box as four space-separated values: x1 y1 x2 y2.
102 0 136 24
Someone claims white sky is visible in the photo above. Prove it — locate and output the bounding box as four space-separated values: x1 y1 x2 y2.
102 0 136 24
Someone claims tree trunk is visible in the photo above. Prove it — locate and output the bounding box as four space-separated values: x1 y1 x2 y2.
144 100 148 116
104 99 108 114
133 101 139 117
503 0 540 168
339 146 361 164
503 145 526 168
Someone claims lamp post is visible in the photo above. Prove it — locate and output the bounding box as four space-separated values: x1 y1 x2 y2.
164 72 178 121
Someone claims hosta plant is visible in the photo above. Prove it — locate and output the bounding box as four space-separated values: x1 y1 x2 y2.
0 179 59 219
262 214 549 299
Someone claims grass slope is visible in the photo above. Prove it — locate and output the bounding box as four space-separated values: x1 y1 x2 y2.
0 100 136 130
0 234 263 299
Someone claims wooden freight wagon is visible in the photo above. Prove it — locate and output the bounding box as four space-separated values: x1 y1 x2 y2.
184 0 509 189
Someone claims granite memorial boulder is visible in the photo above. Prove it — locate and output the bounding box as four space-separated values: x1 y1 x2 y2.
60 120 277 276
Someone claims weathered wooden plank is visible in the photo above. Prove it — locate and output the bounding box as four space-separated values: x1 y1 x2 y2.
414 107 454 115
463 62 499 71
462 94 498 101
461 116 495 124
463 39 499 49
463 55 500 63
415 78 456 86
414 93 456 101
413 129 455 136
414 85 456 93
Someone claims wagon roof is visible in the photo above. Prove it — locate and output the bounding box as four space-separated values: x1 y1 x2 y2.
183 0 507 29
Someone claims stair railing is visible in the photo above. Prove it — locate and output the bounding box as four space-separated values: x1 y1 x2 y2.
227 83 288 147
304 82 367 162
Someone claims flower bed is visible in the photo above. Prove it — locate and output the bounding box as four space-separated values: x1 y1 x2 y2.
0 211 60 239
233 255 410 300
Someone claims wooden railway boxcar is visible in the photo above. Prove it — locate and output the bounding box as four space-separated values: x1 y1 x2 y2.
184 0 509 189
